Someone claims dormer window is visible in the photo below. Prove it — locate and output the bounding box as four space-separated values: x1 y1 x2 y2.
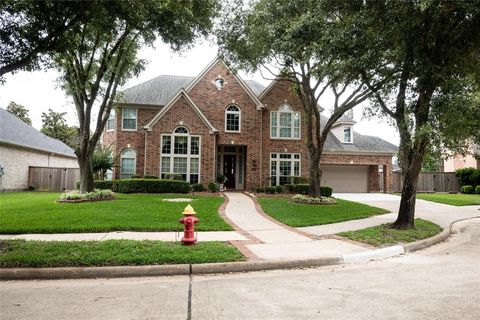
343 127 352 143
270 103 300 139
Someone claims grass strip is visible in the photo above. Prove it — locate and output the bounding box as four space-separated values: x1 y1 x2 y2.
257 197 389 227
0 240 245 268
415 193 480 206
338 219 443 247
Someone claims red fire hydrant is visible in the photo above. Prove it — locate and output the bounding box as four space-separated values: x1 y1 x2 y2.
179 204 199 245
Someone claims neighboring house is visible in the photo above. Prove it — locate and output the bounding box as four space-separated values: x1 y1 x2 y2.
103 57 397 192
0 107 78 191
443 145 480 172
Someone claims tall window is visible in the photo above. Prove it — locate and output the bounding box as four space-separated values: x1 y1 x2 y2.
270 153 301 186
343 127 352 143
270 103 300 139
120 149 136 179
225 105 241 132
122 108 137 130
160 126 200 183
106 110 115 131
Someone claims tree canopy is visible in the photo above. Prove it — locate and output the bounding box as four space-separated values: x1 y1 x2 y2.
6 101 31 125
40 109 78 149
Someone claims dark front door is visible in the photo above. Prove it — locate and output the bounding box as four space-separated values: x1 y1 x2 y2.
223 155 236 189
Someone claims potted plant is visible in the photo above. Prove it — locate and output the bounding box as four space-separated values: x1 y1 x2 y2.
217 175 228 191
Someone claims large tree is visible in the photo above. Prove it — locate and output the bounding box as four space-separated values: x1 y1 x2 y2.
331 0 480 228
0 0 94 79
40 109 78 149
217 0 384 197
6 101 31 125
53 0 218 192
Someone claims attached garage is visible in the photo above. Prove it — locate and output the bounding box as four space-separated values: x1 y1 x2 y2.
320 165 368 193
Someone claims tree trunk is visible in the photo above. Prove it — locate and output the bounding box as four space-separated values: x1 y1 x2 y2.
309 155 322 198
78 154 94 193
393 156 423 229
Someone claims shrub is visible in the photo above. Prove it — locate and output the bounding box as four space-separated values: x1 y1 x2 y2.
93 180 114 190
265 186 276 194
320 186 333 197
255 187 264 193
112 179 190 194
288 184 309 195
455 168 480 187
191 183 206 192
207 181 219 192
275 185 284 193
58 189 114 202
292 176 309 184
143 174 158 179
291 194 337 205
131 175 142 179
461 185 474 194
476 185 480 194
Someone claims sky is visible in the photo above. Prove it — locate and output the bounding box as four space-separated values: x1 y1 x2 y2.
0 39 399 145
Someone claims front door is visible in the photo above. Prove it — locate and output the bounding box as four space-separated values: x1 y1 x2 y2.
223 155 236 189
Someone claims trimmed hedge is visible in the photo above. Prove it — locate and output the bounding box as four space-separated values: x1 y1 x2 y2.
476 185 480 194
461 185 474 194
191 183 206 192
285 184 333 197
455 168 480 187
77 179 190 194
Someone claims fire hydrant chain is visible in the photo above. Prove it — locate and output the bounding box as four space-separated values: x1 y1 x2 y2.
179 204 199 245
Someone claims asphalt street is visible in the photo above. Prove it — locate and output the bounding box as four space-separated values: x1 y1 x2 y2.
1 218 479 320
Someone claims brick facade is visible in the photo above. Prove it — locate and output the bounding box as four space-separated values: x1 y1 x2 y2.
102 59 394 192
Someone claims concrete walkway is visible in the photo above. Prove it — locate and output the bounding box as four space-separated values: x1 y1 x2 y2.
299 193 480 236
224 192 368 260
0 231 247 242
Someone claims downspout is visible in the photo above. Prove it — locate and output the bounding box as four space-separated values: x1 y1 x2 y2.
143 129 148 176
212 132 218 182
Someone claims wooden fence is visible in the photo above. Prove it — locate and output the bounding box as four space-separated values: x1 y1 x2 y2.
28 166 80 192
389 171 460 193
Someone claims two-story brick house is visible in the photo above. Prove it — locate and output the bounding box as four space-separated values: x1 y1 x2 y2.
103 57 397 192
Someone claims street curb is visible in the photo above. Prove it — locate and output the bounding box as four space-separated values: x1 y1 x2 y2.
2 217 477 281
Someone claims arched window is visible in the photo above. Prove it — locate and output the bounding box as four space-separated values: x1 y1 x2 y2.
120 149 136 179
270 103 300 139
160 126 200 183
225 105 241 132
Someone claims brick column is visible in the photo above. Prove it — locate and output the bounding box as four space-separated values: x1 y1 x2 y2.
383 163 392 193
367 165 380 192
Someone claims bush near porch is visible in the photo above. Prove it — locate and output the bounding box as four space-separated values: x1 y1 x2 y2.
0 192 232 234
257 195 389 227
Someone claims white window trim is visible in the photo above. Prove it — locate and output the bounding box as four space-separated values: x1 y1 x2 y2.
343 126 353 143
160 129 202 183
120 149 136 179
269 153 301 186
106 110 115 132
121 108 138 131
270 105 301 140
224 104 241 133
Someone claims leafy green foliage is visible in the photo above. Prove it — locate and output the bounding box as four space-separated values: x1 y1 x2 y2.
455 168 480 187
460 185 475 194
258 197 388 227
104 179 191 194
291 194 336 205
0 240 244 268
91 147 114 180
6 101 31 125
191 183 206 192
476 186 480 195
207 181 219 192
40 108 78 148
0 192 231 233
284 184 332 197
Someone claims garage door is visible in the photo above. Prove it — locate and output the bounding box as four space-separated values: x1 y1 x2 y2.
320 165 368 193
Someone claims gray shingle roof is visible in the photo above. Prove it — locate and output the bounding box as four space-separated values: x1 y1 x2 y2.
321 115 398 154
119 75 266 106
0 108 76 158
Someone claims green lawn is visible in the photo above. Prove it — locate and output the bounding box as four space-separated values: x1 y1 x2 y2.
338 219 443 247
0 240 244 268
0 192 232 234
257 197 389 227
415 193 480 206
